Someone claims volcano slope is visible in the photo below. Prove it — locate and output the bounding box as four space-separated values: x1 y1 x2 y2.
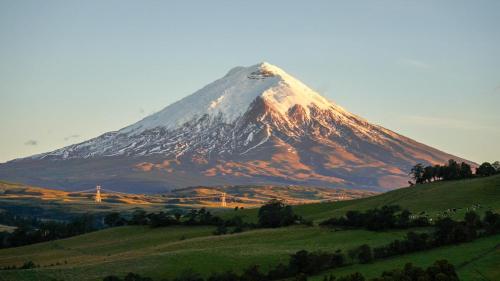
0 62 473 192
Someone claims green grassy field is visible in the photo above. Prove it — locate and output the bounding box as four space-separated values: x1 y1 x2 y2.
0 175 499 281
224 175 500 223
309 235 500 281
0 225 414 281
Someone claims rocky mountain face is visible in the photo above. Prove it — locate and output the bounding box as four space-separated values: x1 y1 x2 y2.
0 63 472 192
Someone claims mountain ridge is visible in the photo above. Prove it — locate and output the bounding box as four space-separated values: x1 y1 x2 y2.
0 62 474 192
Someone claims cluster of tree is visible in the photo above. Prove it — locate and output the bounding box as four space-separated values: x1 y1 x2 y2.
258 199 306 228
410 159 500 184
0 200 304 250
103 273 153 281
105 200 305 232
103 249 346 281
0 211 43 228
102 259 459 281
476 161 500 177
104 208 254 236
319 205 429 231
321 260 458 281
100 211 498 281
352 211 500 261
0 214 97 249
1 260 38 271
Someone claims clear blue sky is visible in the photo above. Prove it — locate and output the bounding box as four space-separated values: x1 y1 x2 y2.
1 1 499 164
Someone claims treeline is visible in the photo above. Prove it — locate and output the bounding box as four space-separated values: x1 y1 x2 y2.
410 159 500 184
102 249 347 281
319 205 429 231
0 200 305 250
101 211 498 281
102 259 459 281
105 200 306 233
0 211 43 228
347 211 500 262
0 214 97 249
323 260 459 281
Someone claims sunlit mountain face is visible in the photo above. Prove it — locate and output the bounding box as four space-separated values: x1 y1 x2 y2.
0 63 474 192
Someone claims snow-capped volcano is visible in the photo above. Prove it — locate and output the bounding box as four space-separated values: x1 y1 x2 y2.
0 63 473 192
122 62 334 134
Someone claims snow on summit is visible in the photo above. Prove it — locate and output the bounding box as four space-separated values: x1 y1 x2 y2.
5 62 474 191
122 62 333 134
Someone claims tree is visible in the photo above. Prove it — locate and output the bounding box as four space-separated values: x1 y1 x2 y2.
130 210 148 225
443 159 461 180
476 162 496 176
410 164 425 184
423 166 435 183
433 164 443 180
240 265 266 281
459 162 473 179
289 250 310 274
295 273 308 281
104 212 126 227
464 211 481 229
258 200 297 228
492 161 500 172
174 270 204 281
356 244 373 264
337 272 365 281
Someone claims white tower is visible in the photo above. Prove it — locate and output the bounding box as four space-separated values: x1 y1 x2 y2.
95 185 102 203
221 192 227 207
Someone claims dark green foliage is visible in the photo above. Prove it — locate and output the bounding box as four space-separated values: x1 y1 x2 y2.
104 212 127 227
258 200 299 228
101 260 459 281
288 249 345 275
148 212 178 227
102 272 154 281
103 276 122 281
320 205 429 231
295 273 308 281
476 162 496 176
174 270 204 281
0 214 97 249
373 231 431 259
356 244 373 264
213 225 227 235
240 265 266 281
373 211 490 260
410 159 477 184
370 260 458 281
410 164 425 184
267 263 289 280
337 272 365 281
124 272 154 281
130 210 149 225
207 271 240 281
482 211 500 234
19 260 36 269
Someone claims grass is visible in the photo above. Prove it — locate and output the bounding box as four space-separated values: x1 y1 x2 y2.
223 175 500 223
309 235 500 281
0 225 413 281
0 175 499 281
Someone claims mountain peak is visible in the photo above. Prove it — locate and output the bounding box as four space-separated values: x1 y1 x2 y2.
122 62 334 134
4 63 474 192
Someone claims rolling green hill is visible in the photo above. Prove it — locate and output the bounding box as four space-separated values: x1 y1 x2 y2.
0 175 499 281
224 175 500 223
